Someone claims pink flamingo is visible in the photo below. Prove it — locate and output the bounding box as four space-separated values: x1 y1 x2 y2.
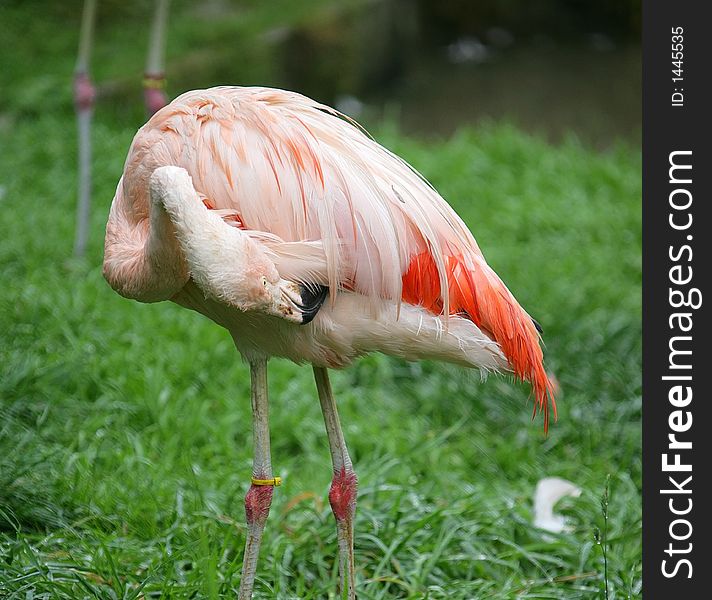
103 86 555 599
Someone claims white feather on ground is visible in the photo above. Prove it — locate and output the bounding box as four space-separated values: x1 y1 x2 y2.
533 477 582 533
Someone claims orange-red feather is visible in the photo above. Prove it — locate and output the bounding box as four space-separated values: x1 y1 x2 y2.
402 251 556 431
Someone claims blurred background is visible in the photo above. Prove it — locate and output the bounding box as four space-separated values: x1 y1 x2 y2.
3 0 640 146
0 1 641 598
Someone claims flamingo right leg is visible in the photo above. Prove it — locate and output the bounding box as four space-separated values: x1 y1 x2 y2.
314 367 358 600
238 358 278 600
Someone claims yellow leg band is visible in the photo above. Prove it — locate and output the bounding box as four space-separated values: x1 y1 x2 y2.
143 76 166 89
251 476 282 487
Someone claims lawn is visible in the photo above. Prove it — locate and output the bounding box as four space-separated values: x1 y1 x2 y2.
1 3 641 599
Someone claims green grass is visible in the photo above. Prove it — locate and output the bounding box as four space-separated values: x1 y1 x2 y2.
1 3 640 598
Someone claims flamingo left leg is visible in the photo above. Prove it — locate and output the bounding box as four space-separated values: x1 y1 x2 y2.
238 358 278 599
143 0 170 115
73 0 97 257
314 367 358 600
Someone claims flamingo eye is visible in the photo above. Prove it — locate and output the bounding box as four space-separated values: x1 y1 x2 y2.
261 277 268 288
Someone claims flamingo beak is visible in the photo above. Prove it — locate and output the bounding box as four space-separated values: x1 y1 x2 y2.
297 284 329 324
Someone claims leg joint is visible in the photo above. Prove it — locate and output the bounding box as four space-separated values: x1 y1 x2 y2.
329 467 358 521
245 484 274 525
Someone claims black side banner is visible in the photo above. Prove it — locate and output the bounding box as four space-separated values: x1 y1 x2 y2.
643 1 711 596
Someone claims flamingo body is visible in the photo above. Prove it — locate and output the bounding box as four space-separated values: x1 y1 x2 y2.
103 86 555 598
104 86 553 420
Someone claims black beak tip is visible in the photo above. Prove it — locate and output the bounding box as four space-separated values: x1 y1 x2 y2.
298 284 329 325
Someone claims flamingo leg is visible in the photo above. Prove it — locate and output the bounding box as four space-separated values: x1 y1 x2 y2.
143 0 170 115
238 358 277 599
314 367 358 600
73 0 97 257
